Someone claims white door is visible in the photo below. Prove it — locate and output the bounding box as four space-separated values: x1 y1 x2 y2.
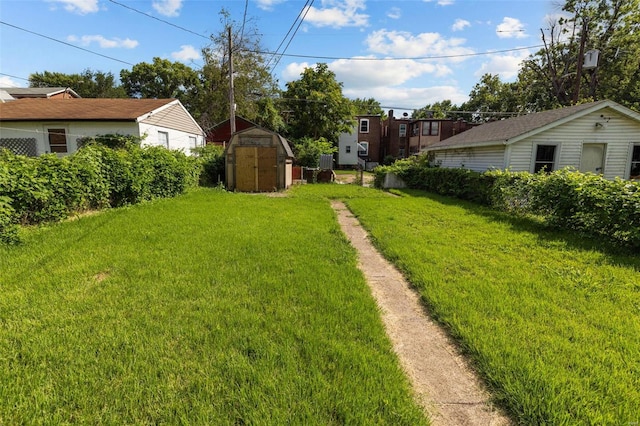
580 143 606 174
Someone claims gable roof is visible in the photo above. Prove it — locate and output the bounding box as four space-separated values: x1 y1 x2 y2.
427 100 640 151
0 98 179 122
231 126 295 158
0 87 81 99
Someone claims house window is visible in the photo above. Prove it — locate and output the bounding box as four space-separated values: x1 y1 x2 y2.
47 128 67 153
630 145 640 180
158 131 169 148
398 147 405 157
358 141 369 156
359 119 369 133
346 145 351 154
189 136 197 149
399 124 406 137
422 121 439 136
534 144 556 173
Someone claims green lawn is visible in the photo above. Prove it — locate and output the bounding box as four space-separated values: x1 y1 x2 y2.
0 188 427 424
333 187 640 425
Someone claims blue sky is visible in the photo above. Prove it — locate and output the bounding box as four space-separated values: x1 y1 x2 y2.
0 0 566 113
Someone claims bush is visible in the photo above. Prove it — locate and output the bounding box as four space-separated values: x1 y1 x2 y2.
291 137 337 168
0 142 202 244
377 158 640 248
192 144 225 186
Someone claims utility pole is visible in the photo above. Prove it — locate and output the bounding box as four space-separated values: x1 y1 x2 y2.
228 26 236 134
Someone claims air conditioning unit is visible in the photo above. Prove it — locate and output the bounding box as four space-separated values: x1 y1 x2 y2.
583 49 600 70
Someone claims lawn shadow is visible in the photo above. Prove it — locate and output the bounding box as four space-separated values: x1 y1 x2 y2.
393 188 640 272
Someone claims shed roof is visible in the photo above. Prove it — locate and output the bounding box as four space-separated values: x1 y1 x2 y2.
427 100 640 151
0 98 178 122
231 126 295 158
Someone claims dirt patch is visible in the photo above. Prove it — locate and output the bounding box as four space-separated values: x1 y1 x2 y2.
332 201 510 426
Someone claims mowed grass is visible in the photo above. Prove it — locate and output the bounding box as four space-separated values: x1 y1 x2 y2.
330 187 640 424
0 188 427 424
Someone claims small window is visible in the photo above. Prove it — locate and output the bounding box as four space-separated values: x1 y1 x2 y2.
189 136 197 148
345 145 351 154
630 145 640 180
158 131 169 148
399 124 406 137
422 121 439 136
358 141 369 156
48 128 67 153
534 144 556 173
398 148 405 157
359 119 369 133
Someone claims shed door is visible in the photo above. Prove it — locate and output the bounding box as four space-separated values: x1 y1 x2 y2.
580 143 606 174
235 146 277 192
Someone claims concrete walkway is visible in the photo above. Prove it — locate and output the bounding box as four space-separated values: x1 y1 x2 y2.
332 201 510 426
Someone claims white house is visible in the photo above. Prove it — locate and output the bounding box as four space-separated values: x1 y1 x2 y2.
426 100 640 180
337 128 359 167
0 98 205 156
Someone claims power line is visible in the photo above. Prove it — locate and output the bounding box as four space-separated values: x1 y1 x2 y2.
266 0 312 69
269 0 315 73
0 21 135 66
107 0 210 40
253 44 544 62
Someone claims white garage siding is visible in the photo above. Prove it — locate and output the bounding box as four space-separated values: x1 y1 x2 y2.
432 146 506 172
507 107 640 179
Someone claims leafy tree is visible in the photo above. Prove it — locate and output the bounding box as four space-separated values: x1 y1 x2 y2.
282 63 354 143
517 0 640 110
29 69 127 98
462 74 520 122
120 57 202 111
196 9 282 131
291 137 337 168
412 100 463 119
351 97 385 118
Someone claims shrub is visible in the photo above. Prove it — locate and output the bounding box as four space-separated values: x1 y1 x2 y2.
192 144 225 186
291 137 337 168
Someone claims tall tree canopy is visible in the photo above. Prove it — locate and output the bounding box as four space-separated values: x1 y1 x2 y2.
29 70 127 98
351 97 385 118
461 74 520 122
119 57 201 112
412 100 463 119
195 9 282 131
282 63 354 142
517 0 640 110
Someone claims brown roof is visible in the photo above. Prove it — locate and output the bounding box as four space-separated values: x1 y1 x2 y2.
0 98 177 121
428 100 610 150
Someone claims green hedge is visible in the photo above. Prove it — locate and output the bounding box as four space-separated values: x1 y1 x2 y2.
1 143 201 244
375 159 640 248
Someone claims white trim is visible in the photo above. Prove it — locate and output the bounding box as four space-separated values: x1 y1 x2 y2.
531 142 559 173
358 141 369 156
359 118 369 134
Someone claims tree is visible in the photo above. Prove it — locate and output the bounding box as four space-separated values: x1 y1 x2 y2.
120 57 202 111
196 9 282 131
462 74 520 122
29 69 127 98
351 97 385 118
282 63 354 142
517 0 640 110
412 100 462 119
291 137 337 168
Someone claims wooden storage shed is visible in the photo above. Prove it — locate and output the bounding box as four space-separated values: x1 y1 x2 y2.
225 127 295 192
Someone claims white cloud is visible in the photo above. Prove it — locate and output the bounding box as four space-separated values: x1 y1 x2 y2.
423 0 455 6
496 17 527 39
387 7 401 20
282 62 314 82
152 0 183 17
172 45 201 62
255 0 286 11
67 35 138 49
452 19 470 32
474 49 531 80
304 0 369 28
0 76 21 88
365 29 474 63
47 0 98 15
345 86 468 111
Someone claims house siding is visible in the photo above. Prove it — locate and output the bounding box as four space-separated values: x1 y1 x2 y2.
140 103 203 135
433 146 506 172
507 108 640 179
337 129 359 166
